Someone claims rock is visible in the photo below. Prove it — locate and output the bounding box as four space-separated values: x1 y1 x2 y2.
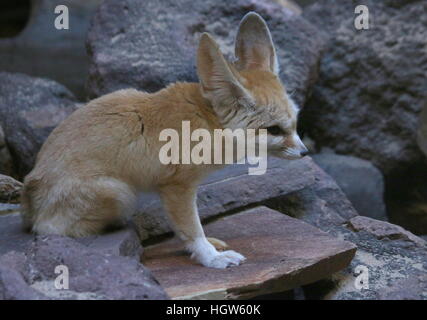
1 250 50 300
0 126 5 148
0 0 103 99
0 126 14 177
0 213 33 256
348 216 426 248
143 206 356 299
418 102 427 158
0 203 20 216
273 164 427 299
377 276 427 300
0 220 168 300
134 157 317 241
301 0 427 175
0 212 144 258
75 222 143 260
23 235 168 300
312 152 387 221
86 0 324 106
0 262 48 300
0 210 168 299
0 174 22 204
0 72 79 178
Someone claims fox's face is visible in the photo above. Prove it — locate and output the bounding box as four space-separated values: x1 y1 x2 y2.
197 12 308 160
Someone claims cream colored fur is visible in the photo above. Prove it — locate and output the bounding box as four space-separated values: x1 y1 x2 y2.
21 12 307 268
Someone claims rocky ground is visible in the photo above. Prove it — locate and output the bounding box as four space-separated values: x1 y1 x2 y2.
300 0 427 234
1 157 425 299
0 0 426 300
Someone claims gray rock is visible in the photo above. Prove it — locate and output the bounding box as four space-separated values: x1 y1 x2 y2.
25 235 168 300
418 102 427 158
75 223 143 260
0 263 48 300
0 203 20 216
0 0 102 99
0 213 33 256
377 276 427 300
0 251 49 300
0 126 14 177
0 221 168 300
348 216 426 248
0 212 144 259
275 163 427 300
0 126 5 148
312 153 387 221
0 209 168 299
0 174 22 204
0 72 78 178
301 0 427 175
86 0 325 106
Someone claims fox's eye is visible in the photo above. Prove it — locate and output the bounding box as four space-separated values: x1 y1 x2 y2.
266 125 282 135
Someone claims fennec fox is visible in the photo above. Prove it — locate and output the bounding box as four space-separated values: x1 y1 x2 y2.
21 12 308 268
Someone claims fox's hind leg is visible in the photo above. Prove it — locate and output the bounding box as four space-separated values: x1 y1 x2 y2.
31 177 136 237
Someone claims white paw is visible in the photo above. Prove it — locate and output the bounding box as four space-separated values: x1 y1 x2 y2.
187 238 246 269
205 250 246 269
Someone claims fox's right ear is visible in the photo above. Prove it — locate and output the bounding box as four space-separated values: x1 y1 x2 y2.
197 33 253 111
235 12 279 75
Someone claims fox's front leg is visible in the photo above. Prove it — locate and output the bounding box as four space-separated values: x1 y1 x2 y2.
159 184 245 268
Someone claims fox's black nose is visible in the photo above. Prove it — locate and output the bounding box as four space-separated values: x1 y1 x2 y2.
300 149 309 157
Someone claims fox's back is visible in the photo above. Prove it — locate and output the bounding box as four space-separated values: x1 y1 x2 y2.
28 89 148 181
24 83 218 189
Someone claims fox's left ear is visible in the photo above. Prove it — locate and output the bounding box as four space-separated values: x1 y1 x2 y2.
235 12 279 75
197 32 254 113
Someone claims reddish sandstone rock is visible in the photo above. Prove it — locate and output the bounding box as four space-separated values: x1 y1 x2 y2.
143 206 356 299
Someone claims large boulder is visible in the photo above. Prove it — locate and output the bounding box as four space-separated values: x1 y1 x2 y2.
312 152 387 221
301 0 427 175
0 0 102 99
418 102 427 158
0 72 79 178
86 0 325 106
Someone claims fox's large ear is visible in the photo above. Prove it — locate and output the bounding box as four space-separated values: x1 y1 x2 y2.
197 33 253 111
235 12 279 74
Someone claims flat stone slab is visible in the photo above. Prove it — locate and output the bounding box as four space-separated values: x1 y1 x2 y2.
142 206 356 299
